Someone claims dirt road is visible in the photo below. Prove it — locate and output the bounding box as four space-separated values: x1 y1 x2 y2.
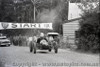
0 46 99 67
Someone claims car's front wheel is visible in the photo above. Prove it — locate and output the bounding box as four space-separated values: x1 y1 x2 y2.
33 42 37 54
29 41 33 52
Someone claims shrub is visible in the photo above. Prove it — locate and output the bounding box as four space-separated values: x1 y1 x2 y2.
76 12 100 53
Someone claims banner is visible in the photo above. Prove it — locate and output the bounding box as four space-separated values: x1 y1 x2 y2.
0 22 53 30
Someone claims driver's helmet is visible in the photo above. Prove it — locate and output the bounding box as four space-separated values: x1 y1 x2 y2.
40 32 44 37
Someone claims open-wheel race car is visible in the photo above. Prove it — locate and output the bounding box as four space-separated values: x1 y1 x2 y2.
29 32 59 54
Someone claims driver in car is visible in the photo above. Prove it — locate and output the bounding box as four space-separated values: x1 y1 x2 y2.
37 33 48 45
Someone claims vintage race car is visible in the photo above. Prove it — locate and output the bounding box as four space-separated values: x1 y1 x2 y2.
29 32 59 54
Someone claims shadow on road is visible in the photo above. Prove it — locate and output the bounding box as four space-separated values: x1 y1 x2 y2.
38 51 48 54
26 50 49 54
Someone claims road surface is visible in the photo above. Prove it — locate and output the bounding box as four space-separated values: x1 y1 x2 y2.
0 45 99 67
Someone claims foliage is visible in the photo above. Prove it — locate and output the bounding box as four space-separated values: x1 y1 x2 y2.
76 1 100 53
0 0 69 35
0 0 15 22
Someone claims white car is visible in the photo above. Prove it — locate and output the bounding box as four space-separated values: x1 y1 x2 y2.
0 36 11 46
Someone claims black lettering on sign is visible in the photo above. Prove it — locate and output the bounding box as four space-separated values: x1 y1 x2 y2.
38 24 41 28
23 23 30 27
31 24 36 27
12 23 17 28
44 24 50 28
20 23 23 28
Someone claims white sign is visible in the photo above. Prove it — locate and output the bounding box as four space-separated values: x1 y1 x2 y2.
0 22 53 30
68 2 97 20
68 2 83 20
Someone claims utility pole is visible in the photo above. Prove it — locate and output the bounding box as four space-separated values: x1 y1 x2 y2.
31 0 36 23
31 0 38 34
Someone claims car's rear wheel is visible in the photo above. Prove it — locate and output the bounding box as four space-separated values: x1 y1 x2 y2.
53 42 58 53
48 49 52 52
54 47 58 53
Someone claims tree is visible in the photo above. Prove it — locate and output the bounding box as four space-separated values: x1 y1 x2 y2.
0 0 69 35
0 0 15 22
76 0 100 53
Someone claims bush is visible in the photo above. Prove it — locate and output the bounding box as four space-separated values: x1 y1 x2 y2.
76 12 100 53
